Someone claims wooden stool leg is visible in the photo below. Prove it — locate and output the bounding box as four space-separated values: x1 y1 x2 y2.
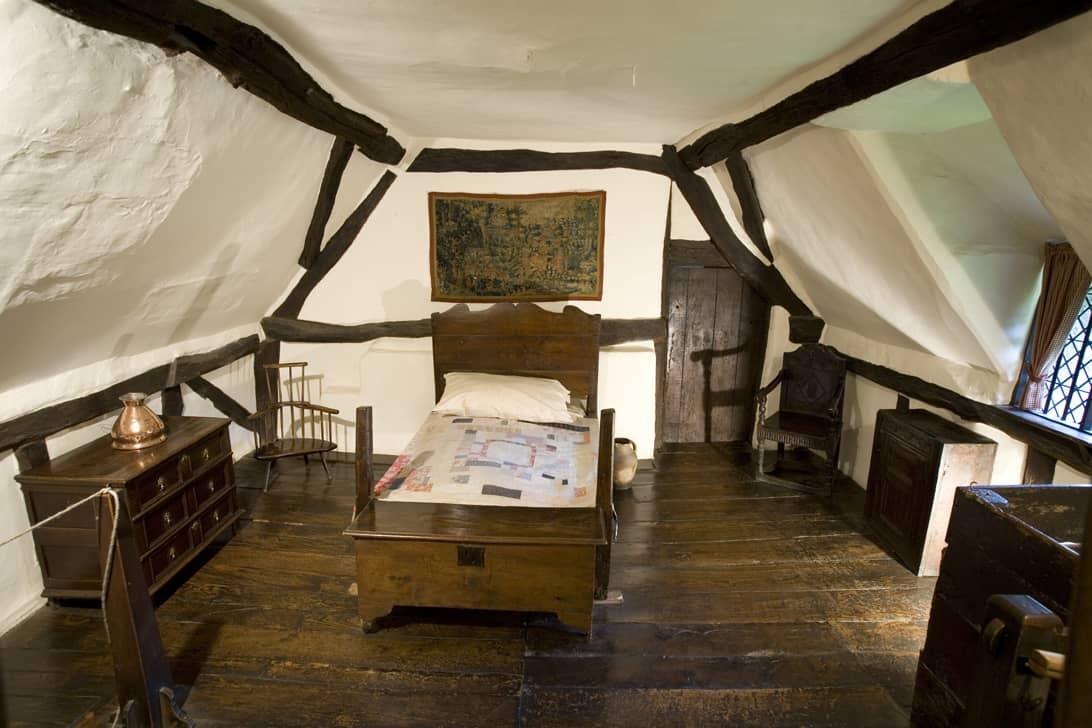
263 460 275 493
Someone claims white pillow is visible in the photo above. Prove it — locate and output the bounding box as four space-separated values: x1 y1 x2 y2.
433 372 575 423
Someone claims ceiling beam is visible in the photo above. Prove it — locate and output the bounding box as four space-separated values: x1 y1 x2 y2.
409 148 670 176
843 350 1092 476
723 152 772 260
680 0 1092 169
273 170 398 319
261 315 665 346
0 334 259 453
186 376 255 431
662 146 811 316
36 0 405 164
300 137 355 269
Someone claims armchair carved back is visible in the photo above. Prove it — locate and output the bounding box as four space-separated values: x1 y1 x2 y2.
779 344 847 422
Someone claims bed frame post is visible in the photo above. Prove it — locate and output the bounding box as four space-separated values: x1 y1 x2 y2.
354 406 374 516
595 408 615 600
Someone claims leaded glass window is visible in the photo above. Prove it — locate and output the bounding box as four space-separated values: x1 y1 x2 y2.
1041 286 1092 429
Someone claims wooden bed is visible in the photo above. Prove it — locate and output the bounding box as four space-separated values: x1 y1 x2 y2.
344 303 614 633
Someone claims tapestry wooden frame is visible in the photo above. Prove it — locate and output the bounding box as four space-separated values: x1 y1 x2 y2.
428 191 606 303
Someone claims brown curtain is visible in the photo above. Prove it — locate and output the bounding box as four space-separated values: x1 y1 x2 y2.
1020 242 1092 410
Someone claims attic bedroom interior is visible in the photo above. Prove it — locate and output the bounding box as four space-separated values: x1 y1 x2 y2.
3 0 1092 726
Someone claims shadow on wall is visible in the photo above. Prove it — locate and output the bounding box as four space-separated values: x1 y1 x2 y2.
689 345 750 443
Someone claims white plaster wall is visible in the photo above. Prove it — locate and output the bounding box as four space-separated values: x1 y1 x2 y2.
290 167 670 457
1054 462 1092 485
0 0 333 393
969 12 1092 276
0 2 331 632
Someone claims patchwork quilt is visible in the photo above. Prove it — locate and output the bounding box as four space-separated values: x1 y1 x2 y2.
374 412 599 508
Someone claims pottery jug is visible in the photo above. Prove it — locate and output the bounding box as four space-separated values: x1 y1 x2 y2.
111 392 167 450
613 437 638 490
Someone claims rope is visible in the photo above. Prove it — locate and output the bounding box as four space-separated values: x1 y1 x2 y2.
0 487 121 645
2 488 126 727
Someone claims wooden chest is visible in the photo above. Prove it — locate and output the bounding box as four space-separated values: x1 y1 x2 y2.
865 409 996 576
16 416 240 599
911 485 1088 727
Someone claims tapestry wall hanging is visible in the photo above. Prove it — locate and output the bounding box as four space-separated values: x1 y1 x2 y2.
428 190 606 302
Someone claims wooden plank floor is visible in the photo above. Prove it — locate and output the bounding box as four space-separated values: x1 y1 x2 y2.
0 443 933 727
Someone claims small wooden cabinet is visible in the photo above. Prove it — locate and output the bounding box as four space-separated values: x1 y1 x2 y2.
865 409 996 576
16 416 240 599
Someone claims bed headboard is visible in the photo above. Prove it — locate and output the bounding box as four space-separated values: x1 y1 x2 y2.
431 303 601 413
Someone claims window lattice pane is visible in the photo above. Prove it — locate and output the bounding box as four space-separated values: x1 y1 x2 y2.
1041 287 1092 429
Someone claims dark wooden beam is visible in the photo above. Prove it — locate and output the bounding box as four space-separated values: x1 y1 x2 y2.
354 406 374 515
36 0 404 164
679 0 1092 168
655 193 673 452
0 334 259 453
262 315 666 347
161 385 184 417
723 153 772 260
14 440 50 473
662 145 810 316
300 137 355 269
666 240 730 268
789 316 825 344
186 376 254 431
842 352 1092 476
409 148 670 176
1022 447 1058 484
600 318 667 347
262 316 432 343
273 170 397 319
252 339 280 443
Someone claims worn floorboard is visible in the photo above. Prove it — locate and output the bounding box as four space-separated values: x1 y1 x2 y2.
0 443 931 726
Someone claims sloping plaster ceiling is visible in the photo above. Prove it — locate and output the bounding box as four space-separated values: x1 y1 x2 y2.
746 66 1062 382
1 0 1077 400
0 0 332 394
969 12 1092 278
209 0 915 143
748 125 999 371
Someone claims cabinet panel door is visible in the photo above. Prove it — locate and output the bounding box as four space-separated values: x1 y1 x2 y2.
868 431 935 571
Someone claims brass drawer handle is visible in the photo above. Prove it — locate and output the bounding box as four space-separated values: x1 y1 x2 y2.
163 511 172 528
207 479 216 494
157 476 168 493
190 521 200 532
168 546 177 560
213 510 221 523
202 447 211 462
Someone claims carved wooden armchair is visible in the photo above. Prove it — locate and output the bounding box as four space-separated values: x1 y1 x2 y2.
754 344 846 495
249 362 339 492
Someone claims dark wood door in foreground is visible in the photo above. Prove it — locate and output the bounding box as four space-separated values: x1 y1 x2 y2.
0 449 930 727
663 264 769 443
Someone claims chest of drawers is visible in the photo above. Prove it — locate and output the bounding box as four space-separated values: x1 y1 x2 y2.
16 416 240 599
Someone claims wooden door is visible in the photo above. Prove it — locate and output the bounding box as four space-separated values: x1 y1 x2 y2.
662 264 769 443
